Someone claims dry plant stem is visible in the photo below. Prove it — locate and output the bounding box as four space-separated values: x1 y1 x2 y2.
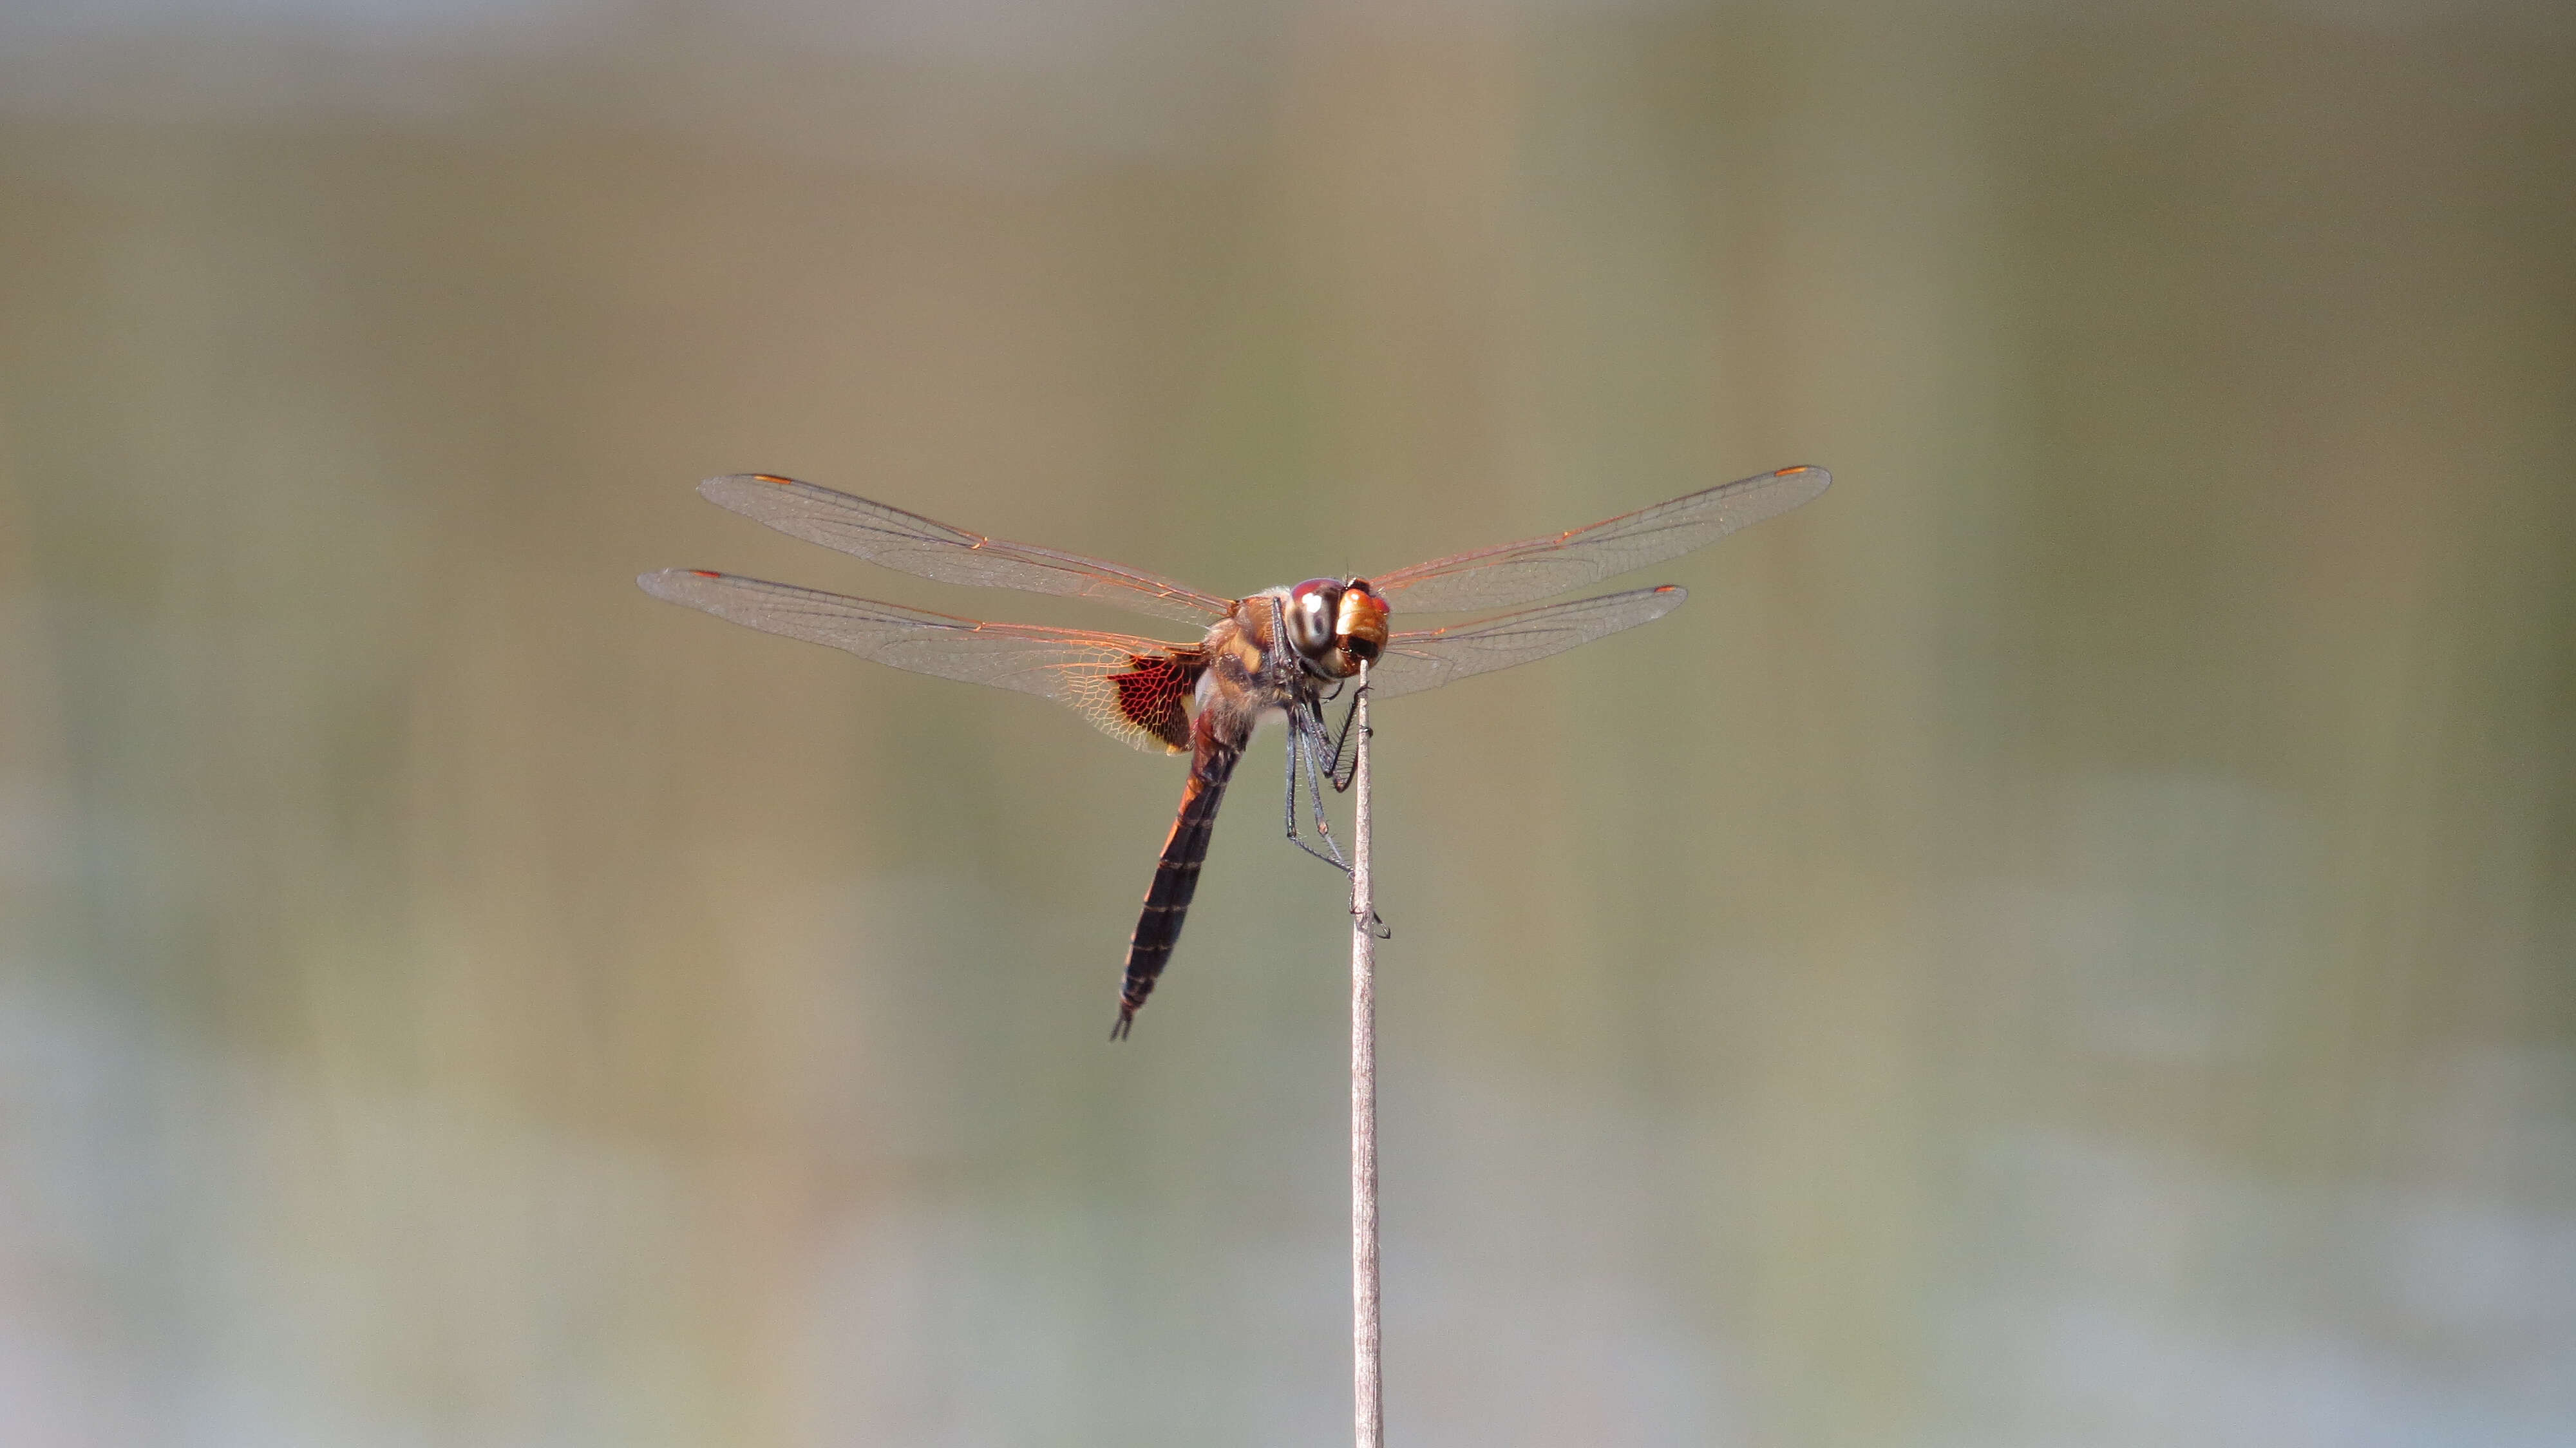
1349 672 1382 1448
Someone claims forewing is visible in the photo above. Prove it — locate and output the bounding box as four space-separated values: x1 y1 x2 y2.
1368 465 1828 612
639 569 1204 754
1365 586 1688 700
697 474 1232 625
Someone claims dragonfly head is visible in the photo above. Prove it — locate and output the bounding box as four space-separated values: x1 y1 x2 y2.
1285 578 1388 680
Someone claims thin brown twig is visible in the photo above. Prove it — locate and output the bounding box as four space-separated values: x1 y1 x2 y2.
1349 669 1381 1448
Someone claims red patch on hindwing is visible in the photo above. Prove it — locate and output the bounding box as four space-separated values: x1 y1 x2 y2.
1109 649 1204 750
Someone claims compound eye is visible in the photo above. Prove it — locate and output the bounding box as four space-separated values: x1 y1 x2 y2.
1285 580 1342 658
1336 582 1388 663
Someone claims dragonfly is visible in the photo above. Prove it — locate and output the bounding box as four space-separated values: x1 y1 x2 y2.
641 464 1829 1037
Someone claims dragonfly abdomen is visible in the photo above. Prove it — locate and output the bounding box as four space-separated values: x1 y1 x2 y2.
1112 725 1245 1038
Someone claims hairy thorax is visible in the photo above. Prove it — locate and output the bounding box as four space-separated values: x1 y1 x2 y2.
1194 593 1309 745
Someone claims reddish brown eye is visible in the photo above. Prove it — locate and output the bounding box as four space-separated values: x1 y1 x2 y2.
1285 579 1343 658
1336 582 1389 663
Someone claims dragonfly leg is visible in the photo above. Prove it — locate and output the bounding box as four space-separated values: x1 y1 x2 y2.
1267 595 1305 694
1322 683 1368 792
1281 710 1350 872
1321 674 1388 937
1302 699 1392 937
1287 723 1385 934
1298 705 1348 857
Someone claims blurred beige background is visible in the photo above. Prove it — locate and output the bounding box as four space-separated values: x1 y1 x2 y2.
3 1 2571 1443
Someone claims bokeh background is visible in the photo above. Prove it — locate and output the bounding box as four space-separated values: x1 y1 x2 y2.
4 0 2572 1443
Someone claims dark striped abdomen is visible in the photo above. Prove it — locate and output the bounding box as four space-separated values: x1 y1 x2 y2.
1112 727 1245 1039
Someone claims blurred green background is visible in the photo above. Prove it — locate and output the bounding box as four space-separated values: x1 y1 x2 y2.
3 1 2571 1443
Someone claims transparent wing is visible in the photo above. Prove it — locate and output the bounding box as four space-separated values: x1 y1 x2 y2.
639 569 1205 754
1368 465 1828 612
1365 586 1689 700
697 474 1233 625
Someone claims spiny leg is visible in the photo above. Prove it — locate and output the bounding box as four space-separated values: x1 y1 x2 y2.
1300 704 1348 850
1282 707 1349 872
1322 682 1368 792
1266 595 1304 694
1302 695 1389 937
